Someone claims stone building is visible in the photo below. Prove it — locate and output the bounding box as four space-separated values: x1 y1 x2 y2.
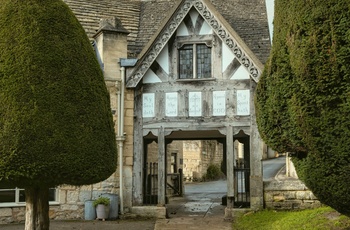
0 0 272 223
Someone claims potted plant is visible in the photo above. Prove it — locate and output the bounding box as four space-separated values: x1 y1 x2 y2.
93 196 110 221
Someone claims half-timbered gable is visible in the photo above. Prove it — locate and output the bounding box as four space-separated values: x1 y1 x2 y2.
127 0 263 87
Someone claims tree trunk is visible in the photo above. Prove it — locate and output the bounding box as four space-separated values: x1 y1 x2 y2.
25 188 38 230
25 187 50 230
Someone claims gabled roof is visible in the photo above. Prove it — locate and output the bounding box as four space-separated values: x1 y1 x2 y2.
63 0 271 74
126 0 267 88
135 0 271 63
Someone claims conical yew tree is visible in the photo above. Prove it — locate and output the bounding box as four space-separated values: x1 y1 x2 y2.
0 0 117 229
256 0 350 215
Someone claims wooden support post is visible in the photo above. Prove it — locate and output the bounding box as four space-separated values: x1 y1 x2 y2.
158 126 166 206
226 125 234 208
132 92 143 206
249 80 263 209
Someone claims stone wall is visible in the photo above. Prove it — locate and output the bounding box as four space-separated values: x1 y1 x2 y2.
0 181 120 224
0 203 85 224
183 140 223 181
264 179 321 210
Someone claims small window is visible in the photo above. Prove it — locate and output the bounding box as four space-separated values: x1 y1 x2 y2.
179 43 212 79
0 187 58 206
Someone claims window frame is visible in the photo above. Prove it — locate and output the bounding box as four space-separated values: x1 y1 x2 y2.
0 187 59 207
176 35 214 81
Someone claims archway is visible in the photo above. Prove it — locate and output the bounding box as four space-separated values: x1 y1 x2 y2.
141 130 252 217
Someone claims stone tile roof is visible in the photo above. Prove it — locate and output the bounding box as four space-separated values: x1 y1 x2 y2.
209 0 271 64
63 0 141 57
63 0 271 63
134 0 183 58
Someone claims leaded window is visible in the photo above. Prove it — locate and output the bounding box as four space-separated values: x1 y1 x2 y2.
179 43 211 79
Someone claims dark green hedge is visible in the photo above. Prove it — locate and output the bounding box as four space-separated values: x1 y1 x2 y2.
256 0 350 215
0 0 117 187
255 0 306 154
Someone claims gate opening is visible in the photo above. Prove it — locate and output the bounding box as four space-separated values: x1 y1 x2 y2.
142 130 251 211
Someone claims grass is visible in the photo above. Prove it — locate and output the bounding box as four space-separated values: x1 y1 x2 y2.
233 206 350 230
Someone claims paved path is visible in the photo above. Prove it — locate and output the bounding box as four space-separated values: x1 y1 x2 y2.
263 156 286 181
155 180 232 230
155 157 286 229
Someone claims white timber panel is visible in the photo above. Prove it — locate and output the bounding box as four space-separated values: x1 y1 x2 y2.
212 91 226 116
142 93 155 118
222 43 235 73
199 20 212 35
189 9 199 25
143 69 162 84
231 65 250 80
189 92 202 117
165 92 178 117
236 90 250 116
156 44 169 74
177 22 189 36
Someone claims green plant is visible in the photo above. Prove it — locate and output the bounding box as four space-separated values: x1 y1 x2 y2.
93 197 110 207
203 164 223 181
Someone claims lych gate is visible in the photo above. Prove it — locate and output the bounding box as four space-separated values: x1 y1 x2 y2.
126 0 264 216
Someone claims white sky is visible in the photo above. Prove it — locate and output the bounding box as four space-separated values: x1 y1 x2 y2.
265 0 275 43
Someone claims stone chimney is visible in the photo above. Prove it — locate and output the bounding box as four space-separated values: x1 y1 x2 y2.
93 17 129 81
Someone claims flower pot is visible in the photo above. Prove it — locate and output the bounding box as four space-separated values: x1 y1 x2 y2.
95 204 109 221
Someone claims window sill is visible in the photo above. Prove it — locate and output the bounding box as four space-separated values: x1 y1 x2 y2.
0 202 60 208
176 78 216 82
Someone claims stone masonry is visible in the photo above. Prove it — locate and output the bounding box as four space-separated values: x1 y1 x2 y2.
264 177 321 210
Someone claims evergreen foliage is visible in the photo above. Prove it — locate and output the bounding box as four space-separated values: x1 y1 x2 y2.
203 164 224 181
256 0 350 215
0 0 117 188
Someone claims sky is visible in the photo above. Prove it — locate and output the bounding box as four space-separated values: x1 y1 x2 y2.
265 0 275 43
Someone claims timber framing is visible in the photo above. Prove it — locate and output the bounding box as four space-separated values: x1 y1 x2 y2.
126 0 264 88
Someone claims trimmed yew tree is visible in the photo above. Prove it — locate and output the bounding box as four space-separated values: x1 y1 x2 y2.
0 0 117 229
256 0 350 215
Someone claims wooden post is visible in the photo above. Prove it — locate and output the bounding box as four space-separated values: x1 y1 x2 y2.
158 126 166 205
132 90 143 205
249 80 263 209
226 125 234 208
